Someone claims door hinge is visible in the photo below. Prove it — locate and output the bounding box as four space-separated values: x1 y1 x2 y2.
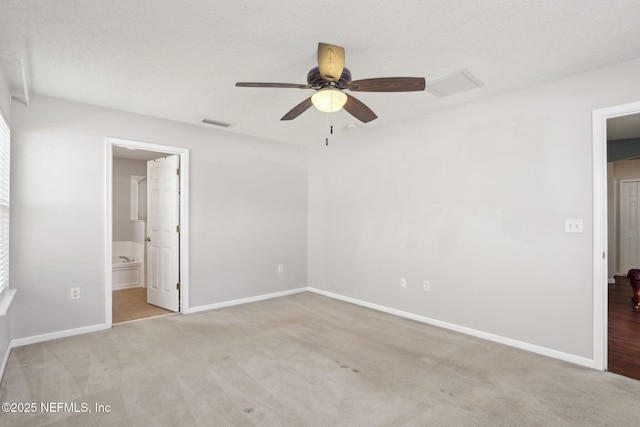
176 225 180 233
176 168 180 176
176 282 181 290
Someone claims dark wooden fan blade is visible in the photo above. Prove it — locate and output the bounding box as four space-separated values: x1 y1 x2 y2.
236 82 312 89
317 43 345 82
281 97 314 121
348 77 426 92
343 94 377 123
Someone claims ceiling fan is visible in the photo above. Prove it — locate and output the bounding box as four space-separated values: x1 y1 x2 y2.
236 43 426 123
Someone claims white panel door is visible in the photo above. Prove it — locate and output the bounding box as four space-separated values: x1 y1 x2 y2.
620 180 640 274
146 155 180 311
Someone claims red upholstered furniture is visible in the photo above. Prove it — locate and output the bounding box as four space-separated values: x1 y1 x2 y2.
627 269 640 309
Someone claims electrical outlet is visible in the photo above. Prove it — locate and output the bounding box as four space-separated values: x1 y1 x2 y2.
70 287 80 300
278 264 284 273
423 281 430 291
565 218 584 233
400 277 407 287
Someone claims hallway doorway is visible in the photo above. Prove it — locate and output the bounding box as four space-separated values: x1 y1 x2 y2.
605 113 640 379
593 101 640 374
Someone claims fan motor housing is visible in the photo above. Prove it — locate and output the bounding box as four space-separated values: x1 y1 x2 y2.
307 66 351 89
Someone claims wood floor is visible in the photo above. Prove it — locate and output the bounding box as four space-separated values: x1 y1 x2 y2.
112 287 173 324
608 276 640 380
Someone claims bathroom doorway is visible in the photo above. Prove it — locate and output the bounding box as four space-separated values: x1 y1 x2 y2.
105 137 190 326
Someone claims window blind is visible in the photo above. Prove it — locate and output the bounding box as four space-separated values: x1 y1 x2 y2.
0 112 9 296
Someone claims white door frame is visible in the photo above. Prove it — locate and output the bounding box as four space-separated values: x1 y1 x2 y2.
592 100 640 371
104 137 190 327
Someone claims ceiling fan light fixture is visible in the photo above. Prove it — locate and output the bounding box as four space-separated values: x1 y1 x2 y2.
236 43 425 122
311 88 347 113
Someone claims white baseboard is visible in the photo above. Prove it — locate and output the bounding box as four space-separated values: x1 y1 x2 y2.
185 287 307 314
307 287 595 369
8 288 308 349
5 287 594 373
112 284 144 291
0 340 10 384
11 323 109 348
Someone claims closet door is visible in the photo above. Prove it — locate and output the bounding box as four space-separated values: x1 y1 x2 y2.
620 180 640 274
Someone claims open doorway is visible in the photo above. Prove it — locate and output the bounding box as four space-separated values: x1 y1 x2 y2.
605 113 640 380
105 137 190 327
593 102 640 377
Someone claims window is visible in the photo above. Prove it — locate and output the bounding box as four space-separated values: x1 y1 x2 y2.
0 111 9 298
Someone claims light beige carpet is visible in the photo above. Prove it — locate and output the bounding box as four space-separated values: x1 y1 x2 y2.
1 292 639 426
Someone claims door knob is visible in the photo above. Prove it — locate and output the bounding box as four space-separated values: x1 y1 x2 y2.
145 237 151 242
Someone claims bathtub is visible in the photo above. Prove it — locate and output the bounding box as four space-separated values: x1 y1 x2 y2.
113 241 145 290
112 256 144 290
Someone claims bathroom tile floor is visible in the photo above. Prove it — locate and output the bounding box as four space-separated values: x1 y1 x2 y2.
112 287 173 324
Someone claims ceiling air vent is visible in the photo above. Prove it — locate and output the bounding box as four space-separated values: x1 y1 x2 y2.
426 69 483 97
200 118 232 127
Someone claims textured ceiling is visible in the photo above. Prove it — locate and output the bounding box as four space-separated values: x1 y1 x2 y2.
1 0 640 146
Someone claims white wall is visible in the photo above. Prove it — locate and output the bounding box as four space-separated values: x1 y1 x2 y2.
308 58 640 360
0 67 10 119
610 160 640 181
10 95 308 339
0 65 11 369
8 56 640 362
112 157 146 243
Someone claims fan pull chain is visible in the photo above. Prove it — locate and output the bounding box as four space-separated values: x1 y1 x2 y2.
323 113 334 146
324 113 329 146
321 115 339 145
